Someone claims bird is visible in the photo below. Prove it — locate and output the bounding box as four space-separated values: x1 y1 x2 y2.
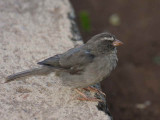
6 32 123 102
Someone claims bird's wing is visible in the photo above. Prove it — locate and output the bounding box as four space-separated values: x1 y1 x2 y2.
59 47 95 68
37 54 61 67
38 46 95 69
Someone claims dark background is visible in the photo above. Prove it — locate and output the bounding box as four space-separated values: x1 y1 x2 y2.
70 0 160 120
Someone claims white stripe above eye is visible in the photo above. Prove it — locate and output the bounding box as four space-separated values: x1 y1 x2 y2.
104 37 114 41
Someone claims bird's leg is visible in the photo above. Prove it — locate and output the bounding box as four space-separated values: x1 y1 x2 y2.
83 86 106 96
75 88 103 102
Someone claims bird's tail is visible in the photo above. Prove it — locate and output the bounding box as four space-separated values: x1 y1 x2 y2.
5 66 52 83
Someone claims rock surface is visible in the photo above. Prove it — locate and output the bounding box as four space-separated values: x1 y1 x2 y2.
0 0 111 120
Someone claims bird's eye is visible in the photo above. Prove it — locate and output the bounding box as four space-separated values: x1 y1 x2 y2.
103 36 114 41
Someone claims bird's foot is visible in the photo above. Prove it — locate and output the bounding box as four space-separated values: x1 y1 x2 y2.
83 86 106 96
74 88 103 102
76 97 103 102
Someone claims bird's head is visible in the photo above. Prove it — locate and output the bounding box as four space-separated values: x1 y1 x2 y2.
87 32 123 53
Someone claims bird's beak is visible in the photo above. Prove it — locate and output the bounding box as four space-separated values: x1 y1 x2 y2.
112 39 123 46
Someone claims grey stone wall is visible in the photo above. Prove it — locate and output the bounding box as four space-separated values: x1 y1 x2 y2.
0 0 111 120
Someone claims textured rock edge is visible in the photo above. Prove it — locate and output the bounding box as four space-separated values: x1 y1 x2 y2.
0 0 112 119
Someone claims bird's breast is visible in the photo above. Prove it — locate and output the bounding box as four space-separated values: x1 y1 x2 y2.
84 53 118 83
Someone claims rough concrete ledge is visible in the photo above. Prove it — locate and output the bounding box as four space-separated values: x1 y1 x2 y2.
0 0 111 120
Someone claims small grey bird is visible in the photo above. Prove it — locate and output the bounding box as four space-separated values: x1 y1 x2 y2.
6 32 123 101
